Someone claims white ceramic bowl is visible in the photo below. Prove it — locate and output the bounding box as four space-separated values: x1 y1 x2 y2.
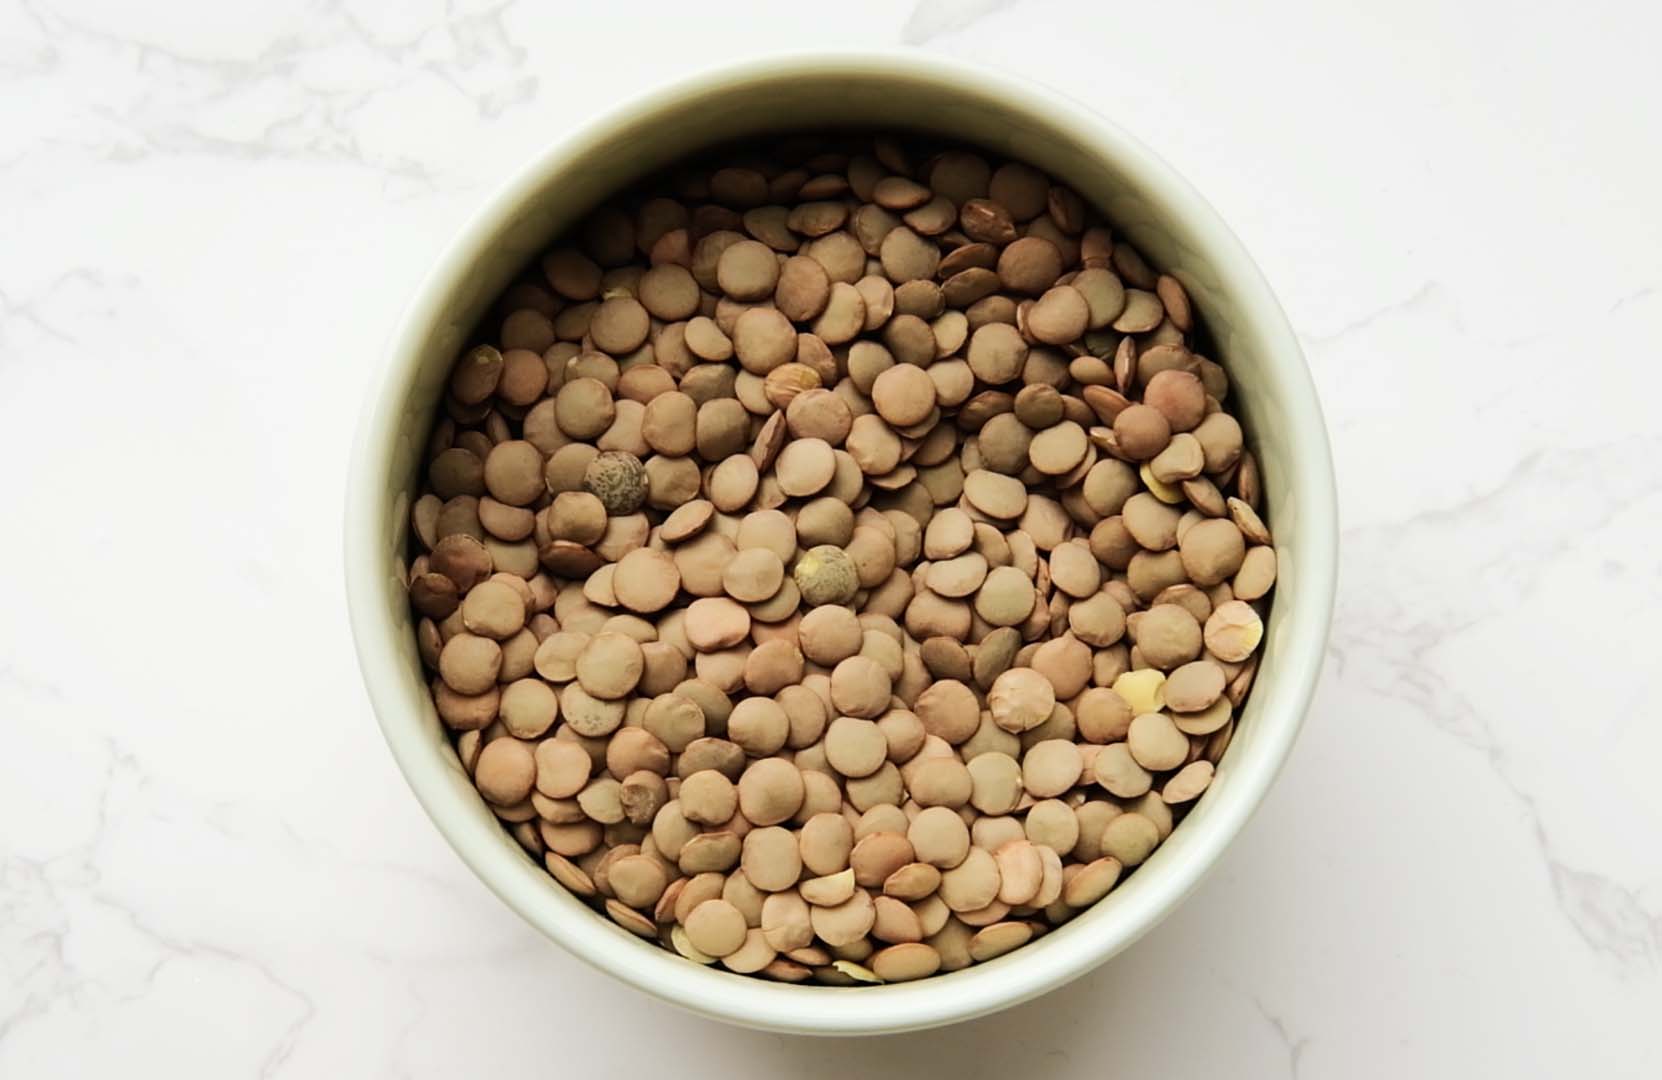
345 51 1337 1035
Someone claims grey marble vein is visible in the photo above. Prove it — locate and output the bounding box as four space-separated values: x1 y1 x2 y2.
1255 998 1311 1080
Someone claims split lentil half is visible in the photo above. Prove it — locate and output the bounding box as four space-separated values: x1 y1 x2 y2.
407 132 1273 987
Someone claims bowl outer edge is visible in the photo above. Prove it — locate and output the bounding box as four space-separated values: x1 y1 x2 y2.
343 47 1340 1035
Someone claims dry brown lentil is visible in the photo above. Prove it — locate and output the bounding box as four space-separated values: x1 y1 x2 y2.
409 132 1274 987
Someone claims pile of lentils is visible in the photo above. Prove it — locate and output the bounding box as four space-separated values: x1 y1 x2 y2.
406 133 1274 986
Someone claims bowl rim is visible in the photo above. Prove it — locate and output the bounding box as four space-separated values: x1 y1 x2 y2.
345 48 1337 1035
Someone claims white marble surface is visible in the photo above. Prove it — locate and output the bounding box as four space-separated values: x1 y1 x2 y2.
2 0 1659 1075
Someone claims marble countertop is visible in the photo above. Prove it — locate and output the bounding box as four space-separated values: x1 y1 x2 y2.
3 0 1658 1075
